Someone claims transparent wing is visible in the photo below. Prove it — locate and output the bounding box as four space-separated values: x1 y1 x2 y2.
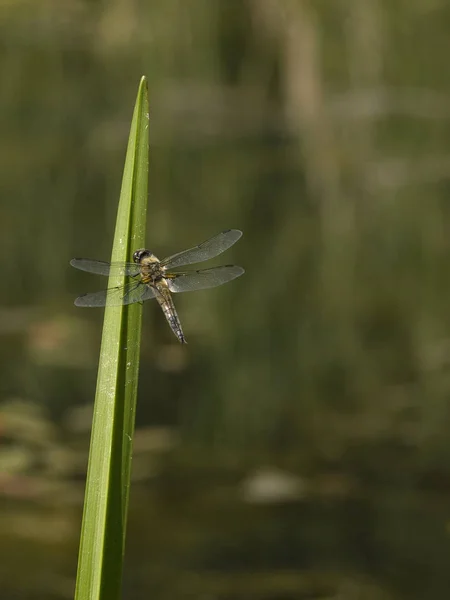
166 265 244 293
70 258 141 277
160 229 242 269
74 281 155 307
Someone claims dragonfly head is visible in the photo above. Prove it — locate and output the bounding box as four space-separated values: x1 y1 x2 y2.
133 248 157 264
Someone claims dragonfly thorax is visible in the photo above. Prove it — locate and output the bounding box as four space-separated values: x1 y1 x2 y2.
133 249 165 284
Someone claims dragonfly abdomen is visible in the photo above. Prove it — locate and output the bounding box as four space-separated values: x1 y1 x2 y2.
155 282 186 344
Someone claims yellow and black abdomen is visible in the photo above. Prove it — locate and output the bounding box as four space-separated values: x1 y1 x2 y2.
154 280 187 344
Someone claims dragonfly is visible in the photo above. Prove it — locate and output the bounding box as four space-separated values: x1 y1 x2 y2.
70 229 244 344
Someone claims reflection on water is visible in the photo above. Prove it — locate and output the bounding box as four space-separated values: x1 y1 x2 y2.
2 398 450 599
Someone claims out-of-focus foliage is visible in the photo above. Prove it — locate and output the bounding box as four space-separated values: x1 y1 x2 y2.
1 1 450 599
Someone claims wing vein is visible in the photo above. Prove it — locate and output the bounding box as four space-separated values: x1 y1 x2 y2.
161 229 242 269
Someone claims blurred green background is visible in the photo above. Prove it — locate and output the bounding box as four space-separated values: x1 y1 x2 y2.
1 1 450 598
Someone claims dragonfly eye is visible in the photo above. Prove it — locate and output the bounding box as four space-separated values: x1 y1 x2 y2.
133 248 152 263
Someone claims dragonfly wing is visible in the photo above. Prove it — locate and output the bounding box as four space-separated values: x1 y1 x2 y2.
166 265 244 293
74 281 155 307
160 229 242 269
70 258 141 277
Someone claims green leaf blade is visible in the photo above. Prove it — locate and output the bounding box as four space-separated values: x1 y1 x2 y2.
75 76 149 600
